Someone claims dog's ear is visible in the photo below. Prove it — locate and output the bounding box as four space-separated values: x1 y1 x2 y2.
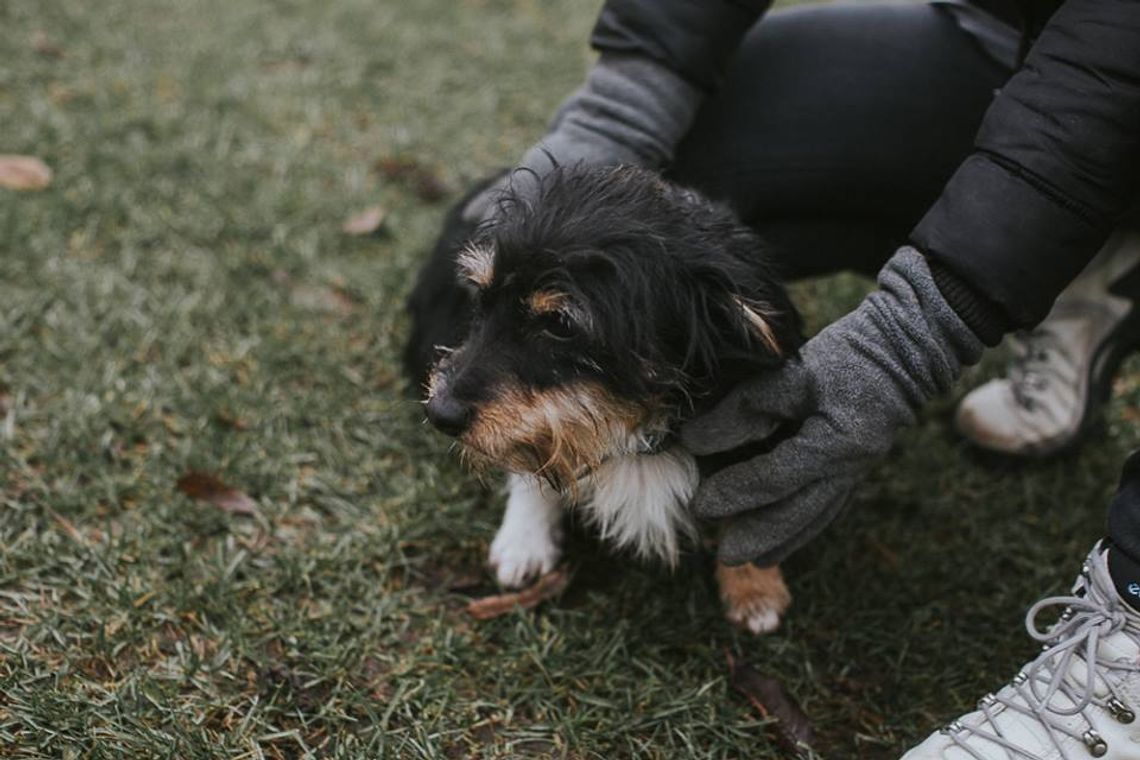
670 264 801 402
731 295 786 359
717 282 801 365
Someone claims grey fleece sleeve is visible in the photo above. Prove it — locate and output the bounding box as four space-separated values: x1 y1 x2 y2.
465 53 704 221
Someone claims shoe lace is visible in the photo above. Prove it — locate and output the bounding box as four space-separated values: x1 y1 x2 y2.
943 549 1140 760
1008 328 1060 410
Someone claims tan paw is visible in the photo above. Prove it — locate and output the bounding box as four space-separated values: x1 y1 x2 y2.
716 561 791 635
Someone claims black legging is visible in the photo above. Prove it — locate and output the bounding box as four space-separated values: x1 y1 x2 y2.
667 1 1011 280
665 1 1140 567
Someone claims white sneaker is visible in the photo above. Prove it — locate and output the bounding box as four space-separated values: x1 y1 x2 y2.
902 543 1140 760
955 230 1140 457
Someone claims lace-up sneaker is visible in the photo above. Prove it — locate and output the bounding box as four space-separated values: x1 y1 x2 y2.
902 543 1140 760
955 230 1140 457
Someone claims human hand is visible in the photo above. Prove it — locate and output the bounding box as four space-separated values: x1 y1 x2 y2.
683 247 985 566
461 53 703 224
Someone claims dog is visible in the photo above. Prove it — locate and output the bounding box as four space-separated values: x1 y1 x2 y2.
404 164 802 633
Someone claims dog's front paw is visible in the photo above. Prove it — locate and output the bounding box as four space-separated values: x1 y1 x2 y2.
716 562 791 635
488 527 562 589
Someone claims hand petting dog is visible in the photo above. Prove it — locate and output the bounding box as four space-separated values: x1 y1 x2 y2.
683 247 985 567
459 53 702 225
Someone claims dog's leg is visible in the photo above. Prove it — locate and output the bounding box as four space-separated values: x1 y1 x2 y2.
716 561 790 635
489 474 564 588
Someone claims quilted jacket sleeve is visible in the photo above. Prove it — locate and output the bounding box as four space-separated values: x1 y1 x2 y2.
913 0 1140 331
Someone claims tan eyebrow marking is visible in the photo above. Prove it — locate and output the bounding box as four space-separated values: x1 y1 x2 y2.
527 290 571 316
456 242 495 288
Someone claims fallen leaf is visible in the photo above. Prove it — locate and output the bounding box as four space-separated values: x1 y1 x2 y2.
342 204 388 236
864 536 900 569
410 173 449 203
213 409 250 431
727 651 815 757
0 156 53 191
269 268 357 316
376 156 450 203
466 566 572 620
289 283 358 316
31 31 64 59
176 471 259 515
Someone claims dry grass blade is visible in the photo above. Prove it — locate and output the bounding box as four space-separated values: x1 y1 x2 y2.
176 471 259 515
466 566 572 620
727 651 815 757
342 204 388 236
0 155 53 191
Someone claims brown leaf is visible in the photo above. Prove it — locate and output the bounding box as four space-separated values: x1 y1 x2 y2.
465 566 572 620
289 283 358 316
375 156 450 203
342 204 388 236
727 651 815 757
213 409 250 431
270 268 355 316
31 31 64 59
410 173 449 203
864 536 900 570
176 471 259 515
0 155 53 191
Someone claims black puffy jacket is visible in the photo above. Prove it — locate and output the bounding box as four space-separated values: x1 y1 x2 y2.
591 0 1140 338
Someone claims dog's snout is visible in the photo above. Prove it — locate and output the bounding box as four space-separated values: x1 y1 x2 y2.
425 393 473 437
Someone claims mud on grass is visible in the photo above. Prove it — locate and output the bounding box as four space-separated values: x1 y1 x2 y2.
3 0 1140 757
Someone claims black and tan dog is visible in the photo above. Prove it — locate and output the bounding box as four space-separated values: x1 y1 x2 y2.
404 164 801 633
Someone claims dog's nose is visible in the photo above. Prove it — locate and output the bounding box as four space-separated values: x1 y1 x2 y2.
425 393 473 437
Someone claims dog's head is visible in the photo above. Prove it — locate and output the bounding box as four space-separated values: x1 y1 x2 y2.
424 164 800 489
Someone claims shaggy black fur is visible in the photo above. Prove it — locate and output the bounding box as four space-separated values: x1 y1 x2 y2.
402 170 507 389
404 164 801 431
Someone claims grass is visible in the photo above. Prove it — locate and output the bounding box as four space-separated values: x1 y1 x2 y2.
2 0 1140 757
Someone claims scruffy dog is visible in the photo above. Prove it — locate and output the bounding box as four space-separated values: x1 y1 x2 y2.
404 164 802 633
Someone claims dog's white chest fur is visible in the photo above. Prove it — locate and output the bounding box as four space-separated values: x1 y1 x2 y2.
493 446 699 585
579 446 699 565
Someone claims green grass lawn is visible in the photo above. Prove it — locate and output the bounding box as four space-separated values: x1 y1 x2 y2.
2 0 1140 757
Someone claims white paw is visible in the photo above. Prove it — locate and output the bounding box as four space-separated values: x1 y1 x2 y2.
488 528 562 589
726 603 782 635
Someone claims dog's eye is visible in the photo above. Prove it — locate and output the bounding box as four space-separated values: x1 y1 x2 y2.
540 315 577 342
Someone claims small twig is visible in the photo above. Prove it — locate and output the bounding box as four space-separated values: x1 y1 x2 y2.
465 566 572 620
